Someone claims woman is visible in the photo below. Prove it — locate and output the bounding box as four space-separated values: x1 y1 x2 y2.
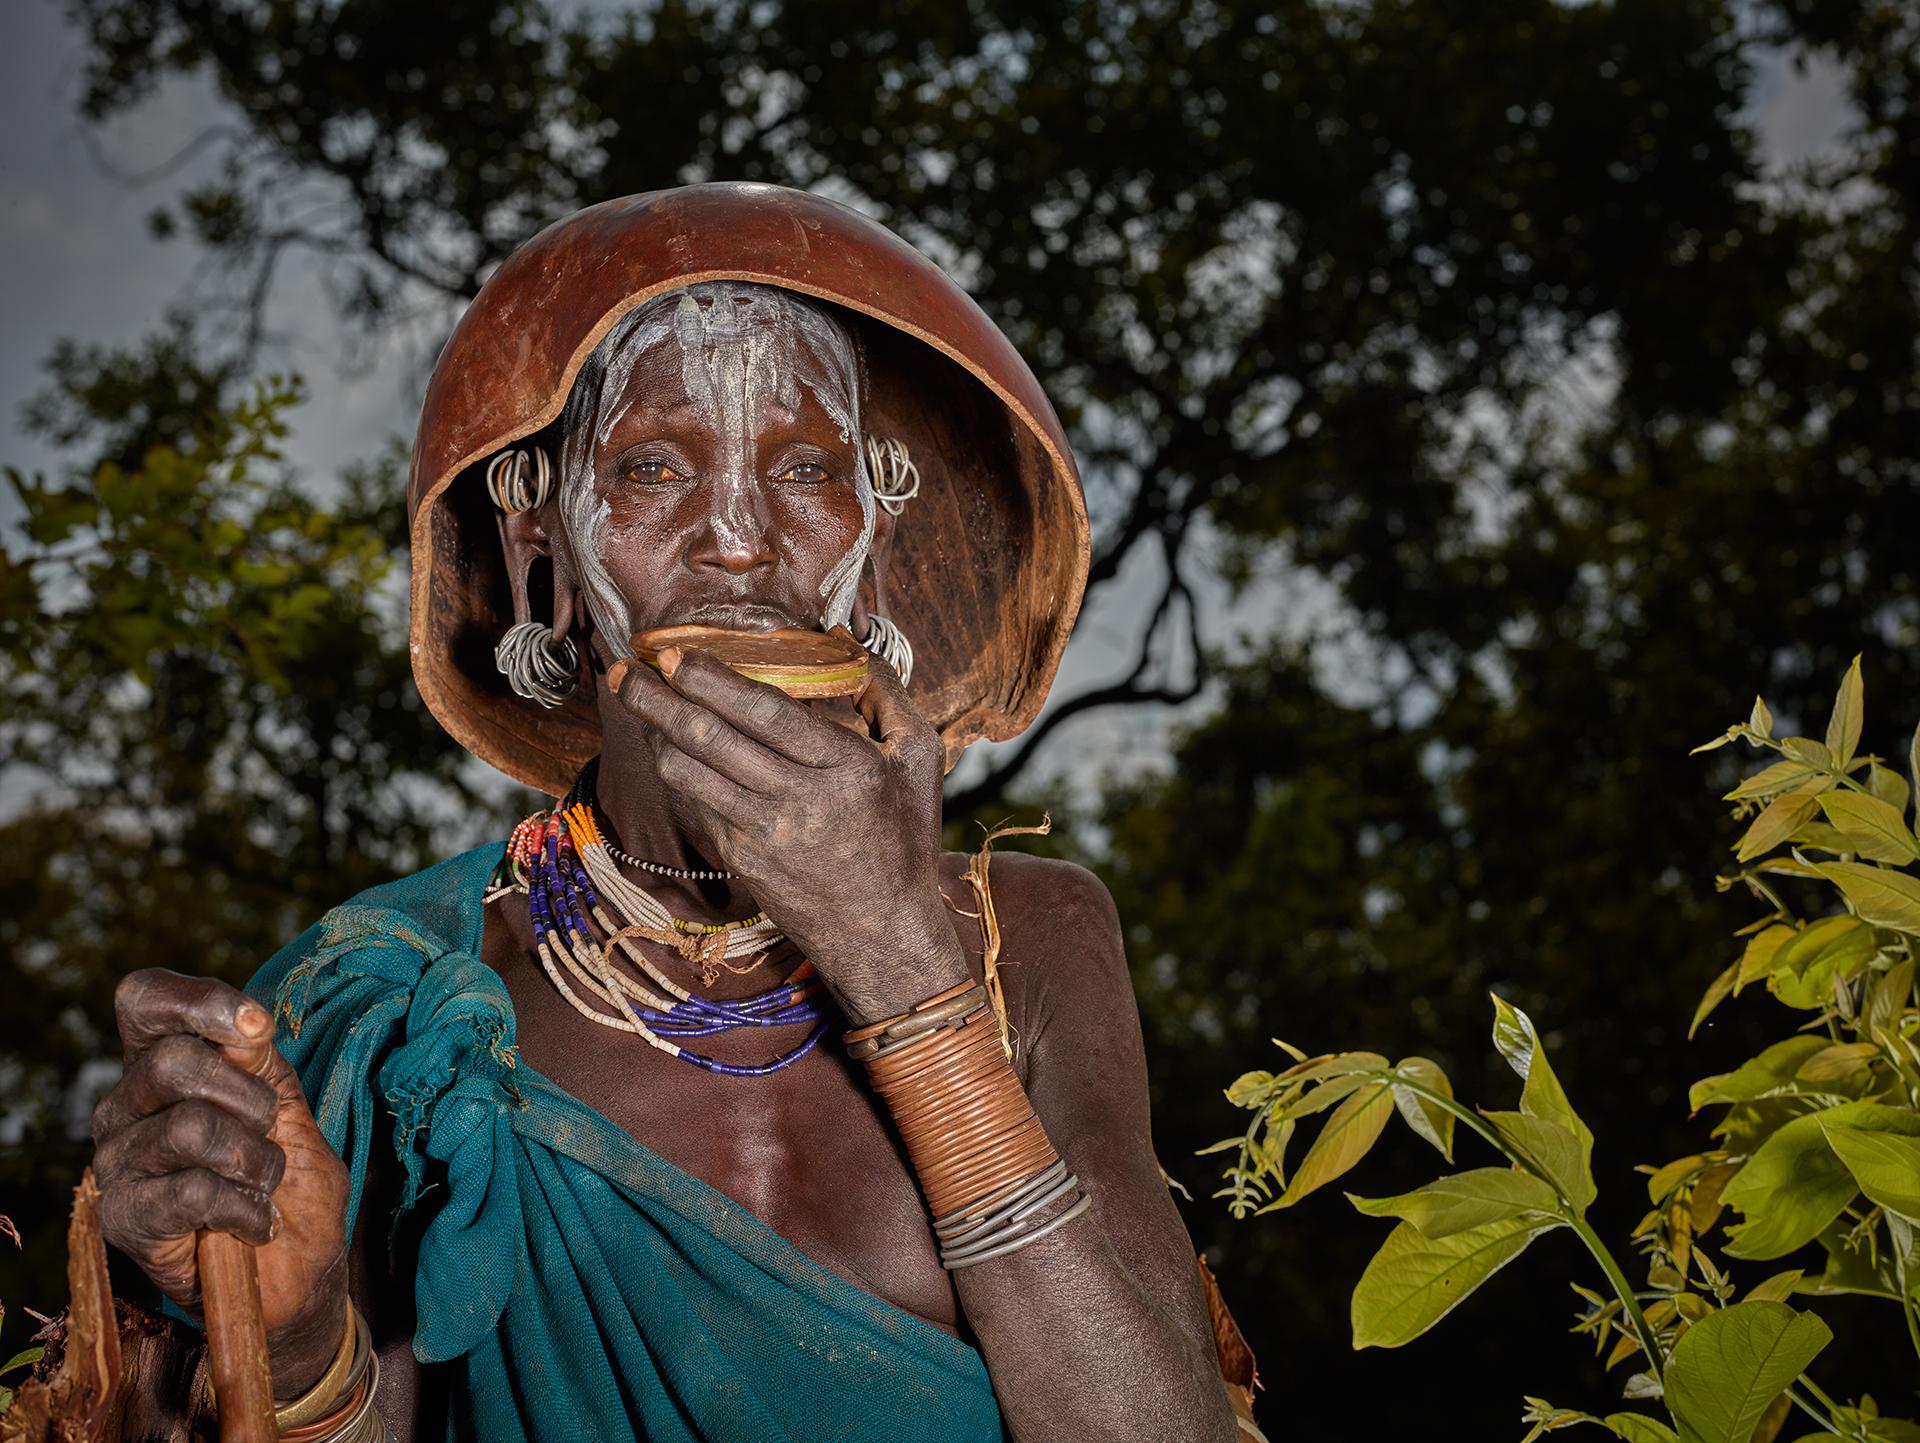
89 184 1250 1442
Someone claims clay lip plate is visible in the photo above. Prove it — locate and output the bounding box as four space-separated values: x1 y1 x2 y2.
629 623 871 698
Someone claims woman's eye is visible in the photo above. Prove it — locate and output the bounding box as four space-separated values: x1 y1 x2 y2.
780 462 830 485
625 460 685 485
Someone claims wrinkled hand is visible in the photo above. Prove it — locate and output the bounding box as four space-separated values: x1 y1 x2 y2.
615 642 968 1023
92 970 350 1392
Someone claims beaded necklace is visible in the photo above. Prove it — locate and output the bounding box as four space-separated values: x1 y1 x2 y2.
488 765 826 1076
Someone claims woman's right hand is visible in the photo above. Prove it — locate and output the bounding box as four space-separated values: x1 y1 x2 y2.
92 969 352 1396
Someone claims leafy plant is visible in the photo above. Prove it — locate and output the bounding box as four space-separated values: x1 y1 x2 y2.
1211 657 1920 1442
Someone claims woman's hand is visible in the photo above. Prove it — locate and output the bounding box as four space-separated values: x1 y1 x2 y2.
614 643 968 1023
91 970 351 1396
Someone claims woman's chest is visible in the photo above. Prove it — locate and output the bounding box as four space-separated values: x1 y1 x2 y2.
480 915 963 1334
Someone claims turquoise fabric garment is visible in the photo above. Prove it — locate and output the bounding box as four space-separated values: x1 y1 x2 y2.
246 841 1005 1443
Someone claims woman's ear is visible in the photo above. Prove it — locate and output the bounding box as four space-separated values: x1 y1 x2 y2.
496 507 549 628
849 504 898 640
497 504 597 669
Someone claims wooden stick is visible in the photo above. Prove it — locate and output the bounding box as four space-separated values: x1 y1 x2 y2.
198 1229 277 1443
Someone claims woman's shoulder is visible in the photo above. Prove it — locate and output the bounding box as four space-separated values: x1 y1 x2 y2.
936 848 1119 930
935 848 1128 1003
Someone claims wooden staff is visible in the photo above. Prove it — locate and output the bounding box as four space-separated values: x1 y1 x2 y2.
198 1229 277 1443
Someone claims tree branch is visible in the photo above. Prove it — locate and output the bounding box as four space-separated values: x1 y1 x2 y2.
944 531 1206 814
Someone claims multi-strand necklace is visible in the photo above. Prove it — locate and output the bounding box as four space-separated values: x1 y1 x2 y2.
488 760 826 1076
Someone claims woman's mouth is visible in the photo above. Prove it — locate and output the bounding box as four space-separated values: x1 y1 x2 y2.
678 601 808 633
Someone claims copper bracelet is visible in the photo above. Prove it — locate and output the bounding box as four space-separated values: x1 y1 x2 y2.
862 995 1062 1220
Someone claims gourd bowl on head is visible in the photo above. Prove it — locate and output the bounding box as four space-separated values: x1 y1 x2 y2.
406 182 1091 798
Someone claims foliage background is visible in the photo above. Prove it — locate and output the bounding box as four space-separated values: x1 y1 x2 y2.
2 0 1916 1434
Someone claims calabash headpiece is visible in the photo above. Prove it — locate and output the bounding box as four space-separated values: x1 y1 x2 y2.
407 183 1089 796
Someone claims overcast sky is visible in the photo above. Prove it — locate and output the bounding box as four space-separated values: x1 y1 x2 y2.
0 0 1861 811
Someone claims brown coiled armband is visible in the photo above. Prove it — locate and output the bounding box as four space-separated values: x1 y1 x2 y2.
848 983 1090 1268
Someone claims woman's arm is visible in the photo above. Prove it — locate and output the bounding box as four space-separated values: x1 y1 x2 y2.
938 858 1237 1443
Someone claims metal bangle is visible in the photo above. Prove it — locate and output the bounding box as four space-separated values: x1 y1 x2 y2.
845 980 981 1043
936 1164 1074 1249
852 1001 992 1063
273 1296 358 1428
933 1161 1069 1235
942 1191 1094 1271
941 1174 1082 1261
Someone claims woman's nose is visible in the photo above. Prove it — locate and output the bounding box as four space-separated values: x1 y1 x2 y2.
686 481 777 574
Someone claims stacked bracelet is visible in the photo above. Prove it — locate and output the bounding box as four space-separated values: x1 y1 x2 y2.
270 1300 390 1443
848 982 1090 1269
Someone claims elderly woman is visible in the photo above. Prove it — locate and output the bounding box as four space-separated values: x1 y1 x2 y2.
89 185 1249 1443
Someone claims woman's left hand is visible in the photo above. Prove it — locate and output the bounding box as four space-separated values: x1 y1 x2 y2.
613 641 967 1023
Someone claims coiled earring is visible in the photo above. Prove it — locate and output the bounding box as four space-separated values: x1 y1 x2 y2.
863 435 921 517
862 613 914 687
486 447 554 513
495 620 579 707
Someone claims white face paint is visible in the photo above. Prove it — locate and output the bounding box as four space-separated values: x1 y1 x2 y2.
557 282 876 659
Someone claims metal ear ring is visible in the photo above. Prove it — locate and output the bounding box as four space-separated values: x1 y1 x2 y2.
485 446 554 513
495 620 579 708
863 435 921 516
861 613 914 687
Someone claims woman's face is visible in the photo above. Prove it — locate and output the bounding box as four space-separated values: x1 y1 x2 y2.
557 287 872 657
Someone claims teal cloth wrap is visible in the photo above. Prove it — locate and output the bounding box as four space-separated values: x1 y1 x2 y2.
246 842 1005 1443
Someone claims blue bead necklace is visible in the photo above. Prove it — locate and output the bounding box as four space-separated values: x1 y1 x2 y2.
500 761 827 1076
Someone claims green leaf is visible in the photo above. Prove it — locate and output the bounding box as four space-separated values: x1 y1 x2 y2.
1818 1119 1920 1223
1224 1070 1273 1107
1781 737 1832 768
1690 1037 1830 1111
1665 1301 1831 1443
1736 781 1826 862
0 1345 42 1375
1276 1051 1389 1085
1769 922 1878 1010
1734 925 1796 993
1721 1102 1920 1259
1689 957 1739 1037
1602 1415 1680 1443
1775 915 1863 970
1646 1154 1707 1203
1866 763 1911 817
1745 1270 1803 1303
1483 1111 1596 1211
1749 696 1774 741
1692 729 1742 754
1488 995 1593 1157
1348 1167 1560 1238
1726 760 1814 802
1824 655 1863 769
1816 792 1920 863
1815 862 1920 934
1720 1111 1857 1259
1788 821 1858 855
1866 957 1914 1036
1389 1056 1455 1162
1272 1081 1393 1208
1349 1215 1557 1349
1282 1069 1380 1119
1793 1042 1878 1083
